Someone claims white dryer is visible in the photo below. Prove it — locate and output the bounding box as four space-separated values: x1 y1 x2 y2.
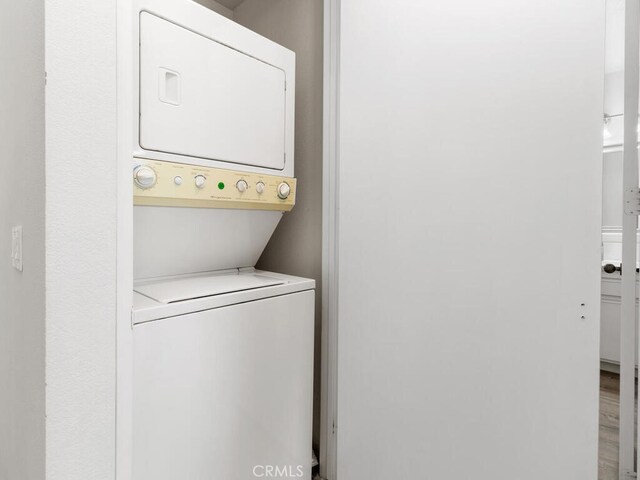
129 1 314 478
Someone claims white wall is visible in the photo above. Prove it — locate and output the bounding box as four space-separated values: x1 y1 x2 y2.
603 71 624 146
602 150 623 229
233 0 324 448
603 2 638 146
45 1 118 478
0 0 45 478
600 145 640 263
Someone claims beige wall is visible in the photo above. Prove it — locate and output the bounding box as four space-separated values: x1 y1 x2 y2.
192 0 234 19
0 0 45 479
233 0 324 449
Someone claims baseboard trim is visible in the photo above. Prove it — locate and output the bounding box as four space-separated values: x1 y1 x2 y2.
601 360 638 376
601 360 620 374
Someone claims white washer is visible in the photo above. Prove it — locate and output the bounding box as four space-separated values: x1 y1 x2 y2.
132 269 314 479
129 2 313 477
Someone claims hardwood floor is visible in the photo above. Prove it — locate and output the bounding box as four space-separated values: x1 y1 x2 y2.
599 371 637 480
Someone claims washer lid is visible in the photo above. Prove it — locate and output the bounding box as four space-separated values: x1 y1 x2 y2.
135 273 285 304
132 270 315 324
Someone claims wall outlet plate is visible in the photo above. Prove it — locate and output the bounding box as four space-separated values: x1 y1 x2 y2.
11 225 22 272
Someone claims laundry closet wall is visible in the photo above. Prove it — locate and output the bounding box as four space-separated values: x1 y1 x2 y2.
46 1 118 478
0 0 45 478
192 0 234 19
1 2 119 479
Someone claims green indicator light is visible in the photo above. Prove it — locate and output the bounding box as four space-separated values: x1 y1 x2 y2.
217 182 225 190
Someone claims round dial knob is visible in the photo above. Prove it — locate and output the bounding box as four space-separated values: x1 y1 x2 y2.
255 181 265 194
194 175 206 189
133 165 157 189
236 179 248 193
277 182 291 200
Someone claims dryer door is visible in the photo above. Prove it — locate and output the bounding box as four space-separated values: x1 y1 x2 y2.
139 12 287 170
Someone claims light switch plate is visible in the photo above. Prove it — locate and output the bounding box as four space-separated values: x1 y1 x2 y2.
11 226 22 272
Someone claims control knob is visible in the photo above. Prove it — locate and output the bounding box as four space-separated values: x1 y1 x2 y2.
133 165 157 189
236 179 248 193
255 181 265 194
277 182 291 200
194 175 206 189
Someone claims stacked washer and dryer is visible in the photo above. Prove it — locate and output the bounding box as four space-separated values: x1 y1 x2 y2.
129 2 314 478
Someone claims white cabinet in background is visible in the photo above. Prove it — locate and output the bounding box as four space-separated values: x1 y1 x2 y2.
600 273 639 367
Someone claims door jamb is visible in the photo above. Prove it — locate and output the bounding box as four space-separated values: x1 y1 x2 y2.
619 1 640 478
320 0 340 478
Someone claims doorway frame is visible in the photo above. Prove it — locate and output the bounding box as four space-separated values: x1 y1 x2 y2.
320 0 340 479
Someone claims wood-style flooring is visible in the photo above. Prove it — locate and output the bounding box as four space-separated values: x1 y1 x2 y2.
599 370 637 480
